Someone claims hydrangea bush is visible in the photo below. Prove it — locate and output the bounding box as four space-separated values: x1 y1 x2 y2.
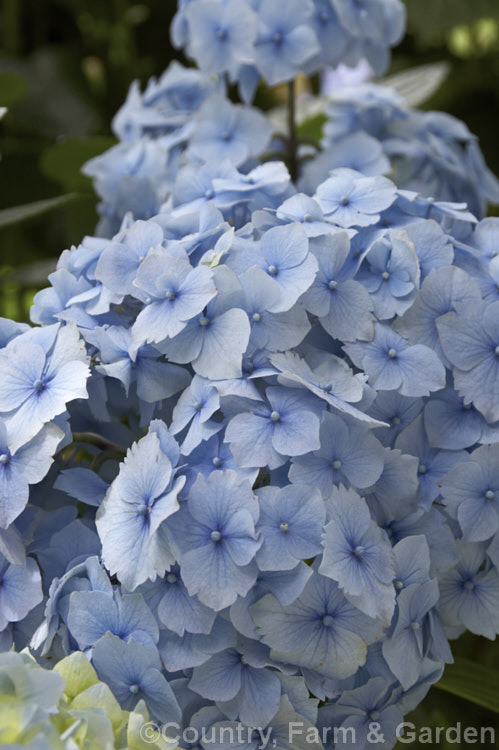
2 1 499 748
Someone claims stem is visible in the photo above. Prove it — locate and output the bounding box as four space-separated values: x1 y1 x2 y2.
287 80 298 182
71 432 126 456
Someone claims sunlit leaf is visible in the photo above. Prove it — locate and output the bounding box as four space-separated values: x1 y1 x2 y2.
0 194 76 228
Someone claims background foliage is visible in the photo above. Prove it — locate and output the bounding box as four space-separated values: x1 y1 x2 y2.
1 1 499 744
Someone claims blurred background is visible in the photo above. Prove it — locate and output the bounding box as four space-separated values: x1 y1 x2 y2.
0 0 499 744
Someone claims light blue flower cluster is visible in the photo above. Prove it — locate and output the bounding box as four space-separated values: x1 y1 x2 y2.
173 0 405 93
301 84 499 220
2 2 499 749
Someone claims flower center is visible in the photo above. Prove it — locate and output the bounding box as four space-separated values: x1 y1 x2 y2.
464 580 475 591
279 522 289 533
394 580 404 590
212 456 223 468
167 574 177 584
495 345 499 357
129 683 140 694
382 271 390 281
340 196 350 206
485 490 494 500
410 621 420 631
205 188 214 199
273 31 283 44
387 348 397 359
252 312 261 322
33 378 46 392
353 545 365 558
0 453 9 465
332 460 342 470
211 530 222 542
322 615 334 627
165 290 176 301
328 280 338 290
270 411 281 423
267 264 278 277
418 464 428 475
391 416 401 425
369 711 380 721
200 316 210 327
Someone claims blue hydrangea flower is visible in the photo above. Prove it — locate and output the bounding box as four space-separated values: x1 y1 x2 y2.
251 569 383 679
423 388 499 451
96 428 185 590
131 250 217 345
239 267 311 353
318 677 404 750
0 324 89 451
170 375 221 456
403 220 454 280
167 471 262 610
227 224 317 313
67 588 159 652
345 324 446 397
185 0 257 75
320 485 395 621
157 615 234 673
392 535 431 593
188 97 272 167
302 232 374 341
357 230 420 319
253 0 320 86
437 300 499 423
270 351 383 427
395 266 481 367
314 169 396 228
255 484 325 570
289 411 384 496
95 219 164 299
395 415 467 511
439 444 499 542
158 276 251 381
140 564 216 637
0 553 42 633
92 632 181 723
382 579 440 689
95 325 190 404
225 386 321 469
0 419 63 529
369 391 423 448
439 542 499 639
188 638 282 727
181 433 258 490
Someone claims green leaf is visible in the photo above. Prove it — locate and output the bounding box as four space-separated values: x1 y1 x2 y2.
434 656 499 713
0 72 29 107
0 194 76 229
40 137 117 192
297 114 326 142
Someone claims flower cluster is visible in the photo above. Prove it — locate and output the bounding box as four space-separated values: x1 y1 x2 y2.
2 2 499 749
173 0 405 94
301 84 499 220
